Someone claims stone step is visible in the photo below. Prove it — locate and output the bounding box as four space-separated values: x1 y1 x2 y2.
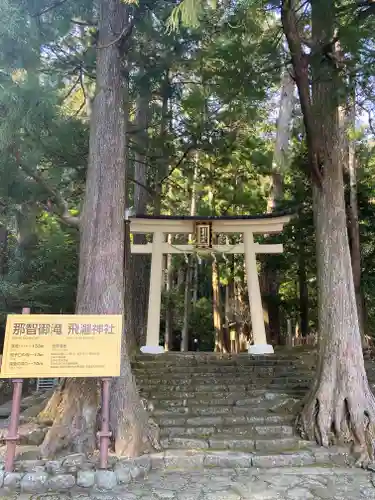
160 423 295 439
146 394 301 409
141 391 249 401
155 413 295 427
140 389 307 402
146 390 302 406
138 382 312 391
133 366 314 376
138 382 310 393
133 365 312 375
161 435 301 452
151 402 300 417
136 366 309 373
136 369 314 377
251 447 350 468
138 378 375 392
134 354 309 364
150 444 351 470
141 382 308 391
134 363 309 372
137 377 313 390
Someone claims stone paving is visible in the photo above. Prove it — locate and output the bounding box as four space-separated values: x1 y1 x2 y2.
3 466 375 499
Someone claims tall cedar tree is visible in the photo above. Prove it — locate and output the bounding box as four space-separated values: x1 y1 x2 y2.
41 0 160 457
281 0 375 464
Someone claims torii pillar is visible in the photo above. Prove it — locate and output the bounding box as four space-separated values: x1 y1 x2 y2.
243 229 271 354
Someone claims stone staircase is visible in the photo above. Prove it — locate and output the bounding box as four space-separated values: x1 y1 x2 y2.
133 350 373 468
0 349 373 471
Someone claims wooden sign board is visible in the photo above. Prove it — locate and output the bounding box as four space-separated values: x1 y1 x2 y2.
194 222 212 249
1 314 122 378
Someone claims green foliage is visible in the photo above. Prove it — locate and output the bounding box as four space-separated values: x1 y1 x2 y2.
166 0 217 32
0 0 375 350
0 213 78 330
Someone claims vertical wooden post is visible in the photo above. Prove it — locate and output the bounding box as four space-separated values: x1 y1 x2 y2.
243 231 273 354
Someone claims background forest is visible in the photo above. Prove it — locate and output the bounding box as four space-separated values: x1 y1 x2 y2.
0 0 375 353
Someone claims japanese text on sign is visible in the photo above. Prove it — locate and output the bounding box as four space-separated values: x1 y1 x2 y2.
1 314 122 379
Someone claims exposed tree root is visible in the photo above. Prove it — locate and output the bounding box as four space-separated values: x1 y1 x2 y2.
110 372 161 457
40 378 99 458
297 366 375 468
37 381 65 425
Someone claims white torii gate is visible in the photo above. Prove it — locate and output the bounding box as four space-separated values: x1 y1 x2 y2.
129 214 291 355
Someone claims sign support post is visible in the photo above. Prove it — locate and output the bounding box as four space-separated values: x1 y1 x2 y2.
5 307 29 472
5 378 23 472
1 312 122 472
98 377 112 469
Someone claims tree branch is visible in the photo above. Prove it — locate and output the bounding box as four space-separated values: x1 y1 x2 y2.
281 0 323 186
61 75 80 103
71 19 96 27
128 175 154 196
97 18 135 50
18 161 80 228
32 0 69 17
159 144 195 185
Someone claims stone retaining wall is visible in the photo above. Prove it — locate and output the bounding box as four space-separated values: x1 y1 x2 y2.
0 446 352 494
0 452 152 494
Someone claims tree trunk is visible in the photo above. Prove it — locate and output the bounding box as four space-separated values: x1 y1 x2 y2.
164 234 173 351
0 224 7 277
224 282 232 351
154 72 170 215
181 163 198 351
181 260 192 352
131 89 151 347
262 70 294 345
267 70 294 212
13 205 38 285
298 147 375 465
282 0 375 465
344 95 365 337
213 257 225 353
41 0 159 458
298 242 309 337
0 224 8 326
347 150 365 337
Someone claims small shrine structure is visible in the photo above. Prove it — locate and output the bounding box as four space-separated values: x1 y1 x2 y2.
129 213 291 355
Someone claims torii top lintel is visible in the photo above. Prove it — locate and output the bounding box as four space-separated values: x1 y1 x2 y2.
128 212 292 234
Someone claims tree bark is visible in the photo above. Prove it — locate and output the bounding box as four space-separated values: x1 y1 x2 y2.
41 0 159 458
13 205 38 284
164 234 174 351
154 72 170 215
347 150 365 337
224 282 232 351
131 89 151 347
343 95 365 336
0 223 8 330
0 224 7 277
213 257 226 353
282 0 375 464
181 260 192 352
262 70 294 345
298 242 309 337
267 70 294 212
299 147 375 465
181 163 198 351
